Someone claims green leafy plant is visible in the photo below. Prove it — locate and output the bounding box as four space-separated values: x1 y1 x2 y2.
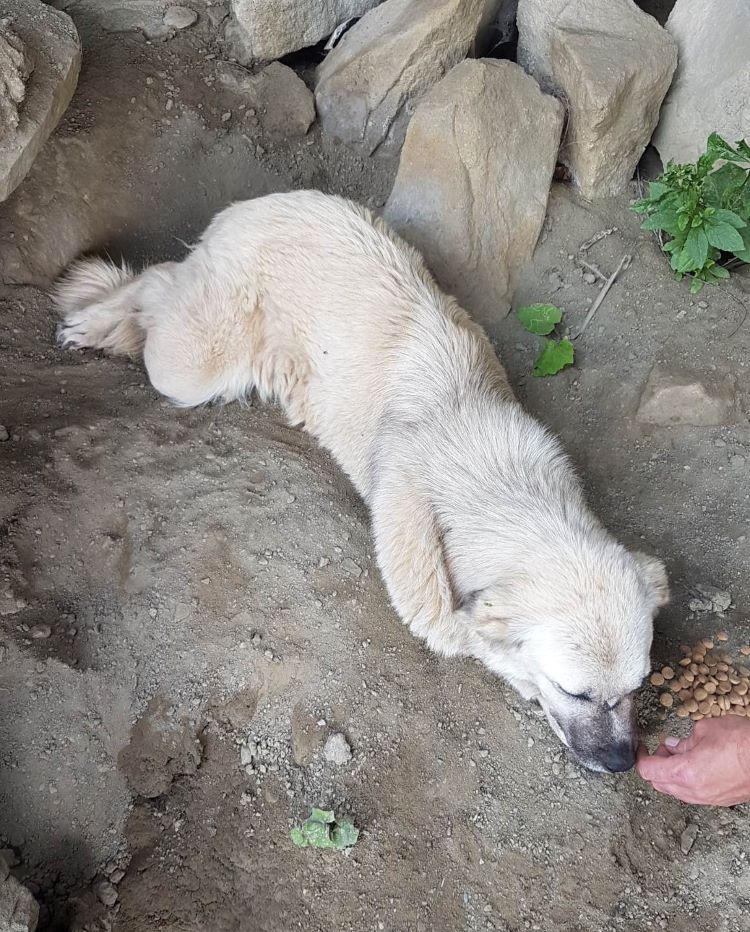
516 303 575 377
632 133 750 293
290 808 359 850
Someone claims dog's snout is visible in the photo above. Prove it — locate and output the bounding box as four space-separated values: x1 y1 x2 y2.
599 741 636 773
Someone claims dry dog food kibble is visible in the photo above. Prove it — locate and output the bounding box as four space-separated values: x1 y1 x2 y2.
657 635 750 721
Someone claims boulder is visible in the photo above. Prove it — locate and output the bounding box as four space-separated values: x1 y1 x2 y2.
215 61 315 137
636 366 735 427
227 0 381 62
384 59 563 326
0 0 80 203
0 860 39 932
652 0 750 166
517 0 677 198
315 0 503 155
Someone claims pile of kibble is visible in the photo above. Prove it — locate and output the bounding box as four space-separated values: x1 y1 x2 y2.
652 633 750 720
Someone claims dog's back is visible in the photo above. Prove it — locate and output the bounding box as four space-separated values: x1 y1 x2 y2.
56 190 509 499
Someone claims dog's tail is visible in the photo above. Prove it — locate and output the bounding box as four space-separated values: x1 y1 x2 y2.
54 257 147 356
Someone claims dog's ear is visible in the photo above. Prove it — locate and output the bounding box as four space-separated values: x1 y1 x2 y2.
632 551 670 609
462 586 512 643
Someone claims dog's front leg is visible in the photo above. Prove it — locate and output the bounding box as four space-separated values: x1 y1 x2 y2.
370 475 475 659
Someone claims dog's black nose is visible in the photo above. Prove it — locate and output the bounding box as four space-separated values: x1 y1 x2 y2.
600 741 636 773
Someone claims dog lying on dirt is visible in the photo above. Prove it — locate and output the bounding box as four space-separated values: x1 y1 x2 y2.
55 190 669 773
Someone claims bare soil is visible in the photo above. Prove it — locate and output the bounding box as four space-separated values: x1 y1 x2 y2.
1 5 750 931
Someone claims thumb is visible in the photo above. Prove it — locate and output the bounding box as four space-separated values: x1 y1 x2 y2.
663 722 706 755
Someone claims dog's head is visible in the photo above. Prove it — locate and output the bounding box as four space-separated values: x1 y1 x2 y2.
467 544 669 773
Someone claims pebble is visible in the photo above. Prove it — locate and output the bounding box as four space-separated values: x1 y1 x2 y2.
163 5 198 29
95 880 119 907
341 558 362 578
680 823 699 855
730 454 746 468
323 732 352 765
0 426 9 441
582 271 596 284
30 624 52 640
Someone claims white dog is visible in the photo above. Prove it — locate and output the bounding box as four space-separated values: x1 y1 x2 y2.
55 190 668 772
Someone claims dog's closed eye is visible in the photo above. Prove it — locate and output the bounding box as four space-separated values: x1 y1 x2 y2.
556 683 592 702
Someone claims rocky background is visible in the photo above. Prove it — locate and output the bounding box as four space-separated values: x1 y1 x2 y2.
1 1 750 931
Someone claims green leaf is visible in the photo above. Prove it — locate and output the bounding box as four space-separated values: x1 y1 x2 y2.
709 264 731 280
290 827 309 847
309 808 335 823
291 809 359 851
680 227 709 271
516 303 562 335
705 163 747 207
705 221 745 252
532 339 575 378
689 277 705 294
330 820 359 849
706 133 740 163
641 209 682 235
648 180 671 197
712 208 746 229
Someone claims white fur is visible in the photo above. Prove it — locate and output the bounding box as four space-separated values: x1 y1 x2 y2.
56 190 668 770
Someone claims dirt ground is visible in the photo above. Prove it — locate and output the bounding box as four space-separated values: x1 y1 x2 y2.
2 5 750 932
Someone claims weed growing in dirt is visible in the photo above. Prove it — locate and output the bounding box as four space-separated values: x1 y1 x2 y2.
632 133 750 293
290 808 359 850
516 303 575 377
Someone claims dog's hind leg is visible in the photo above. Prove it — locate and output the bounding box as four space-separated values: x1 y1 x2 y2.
55 258 178 357
370 473 474 659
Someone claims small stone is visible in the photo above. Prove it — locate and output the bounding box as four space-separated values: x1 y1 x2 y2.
30 624 51 640
582 271 596 284
251 632 262 646
95 880 118 907
636 365 734 427
730 454 746 468
0 426 9 441
240 744 253 766
163 6 198 29
341 558 362 578
323 732 352 765
680 823 698 855
109 868 125 884
263 649 274 661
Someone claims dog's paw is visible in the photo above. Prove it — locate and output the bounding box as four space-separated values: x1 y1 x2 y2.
57 312 98 350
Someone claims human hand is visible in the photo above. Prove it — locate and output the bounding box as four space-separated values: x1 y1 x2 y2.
636 716 750 806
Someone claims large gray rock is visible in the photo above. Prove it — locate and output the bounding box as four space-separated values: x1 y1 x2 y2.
384 59 563 326
0 858 39 932
227 0 381 62
517 0 677 198
653 0 750 166
0 0 80 203
315 0 502 155
0 20 32 135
